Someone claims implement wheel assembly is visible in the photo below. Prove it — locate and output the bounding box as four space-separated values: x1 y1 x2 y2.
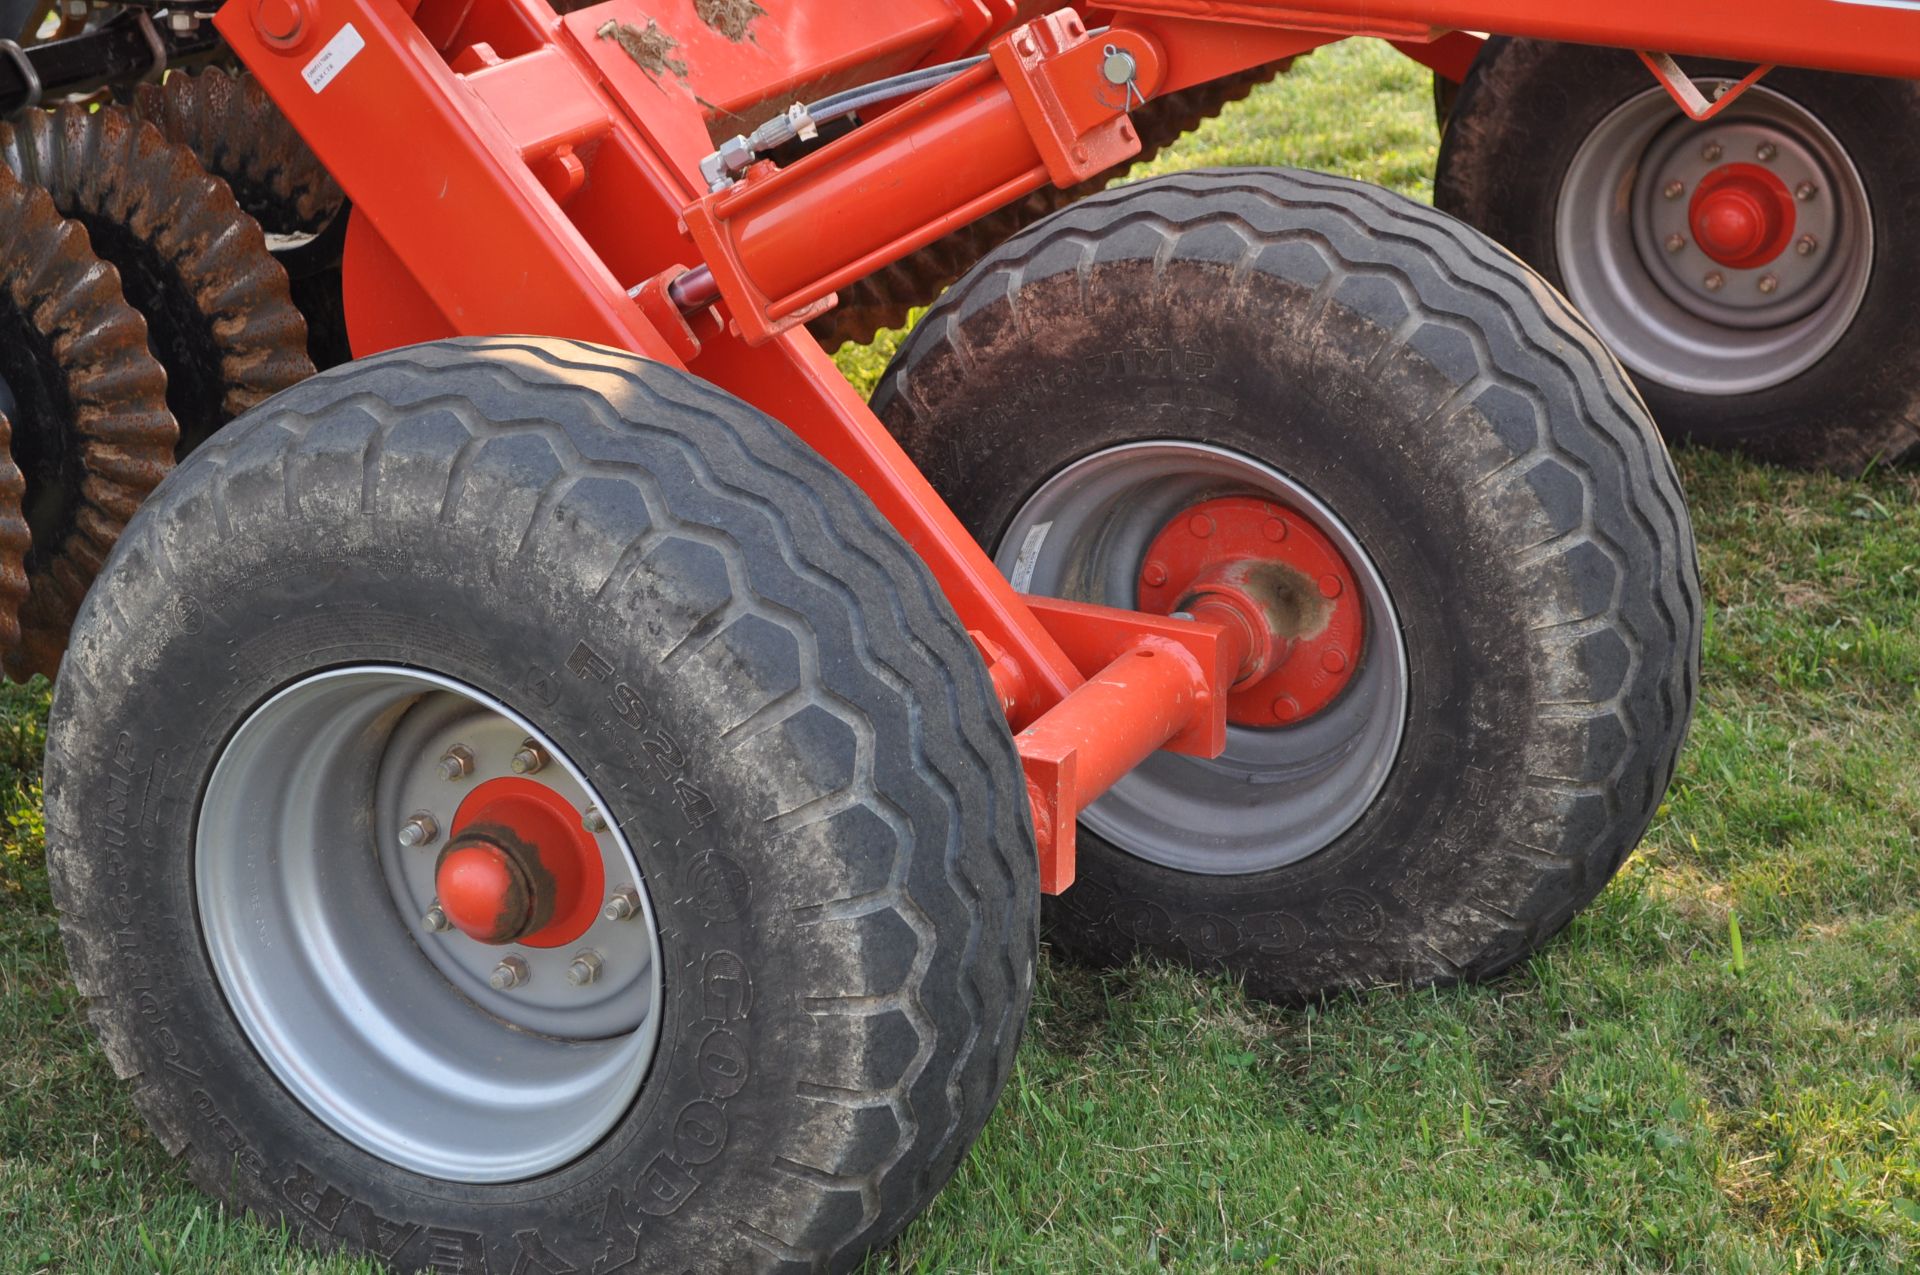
875 169 1702 1000
46 337 1037 1271
0 103 316 457
1437 40 1920 472
0 164 173 679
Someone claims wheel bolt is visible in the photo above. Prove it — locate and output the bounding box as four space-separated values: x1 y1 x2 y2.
583 806 609 834
1797 234 1819 256
1142 560 1169 587
1317 574 1343 599
1757 273 1780 295
1700 141 1723 162
604 885 641 921
397 812 439 848
423 902 452 932
489 956 530 991
1755 142 1777 162
437 745 474 781
510 738 549 775
1664 233 1687 254
566 950 604 987
1662 180 1685 200
1795 181 1818 201
1321 648 1349 674
1271 695 1300 721
1262 518 1288 543
1703 271 1725 292
1187 513 1214 539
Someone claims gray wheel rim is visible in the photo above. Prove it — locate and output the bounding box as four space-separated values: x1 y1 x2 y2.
999 441 1408 876
197 666 665 1183
1555 81 1872 396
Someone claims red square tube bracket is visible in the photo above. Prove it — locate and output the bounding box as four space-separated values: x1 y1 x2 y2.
1016 597 1235 893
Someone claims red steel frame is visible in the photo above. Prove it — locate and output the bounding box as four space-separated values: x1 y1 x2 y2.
217 0 1920 892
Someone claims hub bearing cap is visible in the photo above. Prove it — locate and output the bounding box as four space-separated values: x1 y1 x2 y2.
1000 441 1407 875
197 667 664 1182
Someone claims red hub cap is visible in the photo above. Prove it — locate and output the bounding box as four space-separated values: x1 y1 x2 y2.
1688 163 1796 270
1136 495 1365 727
434 776 605 947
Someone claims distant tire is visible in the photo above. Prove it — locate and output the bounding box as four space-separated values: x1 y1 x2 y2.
47 338 1036 1272
1436 39 1920 472
873 169 1701 1001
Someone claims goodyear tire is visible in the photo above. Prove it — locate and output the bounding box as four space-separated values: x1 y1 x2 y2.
873 169 1701 1001
1437 39 1920 472
46 337 1037 1272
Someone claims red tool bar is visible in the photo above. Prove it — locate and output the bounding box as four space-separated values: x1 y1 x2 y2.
1109 0 1920 81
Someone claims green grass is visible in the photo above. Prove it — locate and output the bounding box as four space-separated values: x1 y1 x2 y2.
8 37 1920 1273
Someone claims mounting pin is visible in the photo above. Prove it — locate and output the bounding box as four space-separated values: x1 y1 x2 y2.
566 950 604 987
510 738 550 775
438 745 475 781
489 956 530 991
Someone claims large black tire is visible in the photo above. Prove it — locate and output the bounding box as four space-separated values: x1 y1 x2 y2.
1436 39 1920 473
46 337 1037 1272
873 169 1701 1001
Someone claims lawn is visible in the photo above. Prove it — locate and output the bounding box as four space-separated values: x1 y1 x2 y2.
6 38 1920 1273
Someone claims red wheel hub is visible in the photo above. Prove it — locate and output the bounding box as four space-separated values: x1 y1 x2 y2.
1136 495 1365 727
434 776 605 947
1687 163 1796 270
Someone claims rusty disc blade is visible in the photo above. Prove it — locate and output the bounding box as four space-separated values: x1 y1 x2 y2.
0 164 175 681
1 103 318 460
131 66 346 268
0 410 28 652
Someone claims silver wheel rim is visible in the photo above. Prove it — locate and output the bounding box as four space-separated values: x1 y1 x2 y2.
197 666 665 1183
999 442 1408 875
1556 82 1872 396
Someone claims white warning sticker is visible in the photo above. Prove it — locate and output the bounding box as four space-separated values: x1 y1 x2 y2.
302 23 366 94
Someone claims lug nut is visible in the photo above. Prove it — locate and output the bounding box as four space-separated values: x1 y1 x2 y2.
566 950 604 987
510 738 550 775
397 812 439 848
1797 234 1819 256
489 956 530 991
1795 181 1818 201
1665 233 1687 254
603 885 641 922
1703 271 1725 292
1755 142 1777 162
1701 141 1723 162
437 744 475 781
1662 180 1685 200
1757 273 1780 294
423 902 452 933
583 806 609 834
1142 561 1169 587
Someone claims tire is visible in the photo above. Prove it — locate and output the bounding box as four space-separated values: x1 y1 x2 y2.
46 337 1037 1272
1432 72 1460 135
872 169 1701 1001
1436 39 1920 473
